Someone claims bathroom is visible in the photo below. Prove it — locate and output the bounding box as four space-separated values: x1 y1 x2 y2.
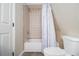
0 3 79 56
16 3 79 56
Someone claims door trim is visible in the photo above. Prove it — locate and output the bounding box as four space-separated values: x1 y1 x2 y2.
12 3 15 56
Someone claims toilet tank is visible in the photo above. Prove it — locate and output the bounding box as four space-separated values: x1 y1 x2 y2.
63 35 79 56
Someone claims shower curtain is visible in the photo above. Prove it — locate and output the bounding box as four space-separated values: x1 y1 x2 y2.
42 4 56 52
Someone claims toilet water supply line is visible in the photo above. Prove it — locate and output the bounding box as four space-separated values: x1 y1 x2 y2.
42 4 56 50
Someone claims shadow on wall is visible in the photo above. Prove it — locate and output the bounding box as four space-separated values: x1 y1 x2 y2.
53 12 64 49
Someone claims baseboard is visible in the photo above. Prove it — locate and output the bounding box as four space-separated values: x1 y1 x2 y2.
19 50 25 56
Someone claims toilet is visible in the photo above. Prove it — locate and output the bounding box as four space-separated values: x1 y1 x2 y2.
44 35 79 56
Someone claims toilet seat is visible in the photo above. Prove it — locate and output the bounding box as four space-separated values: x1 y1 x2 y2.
44 47 66 56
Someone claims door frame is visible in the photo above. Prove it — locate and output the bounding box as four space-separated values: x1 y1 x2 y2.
12 3 15 56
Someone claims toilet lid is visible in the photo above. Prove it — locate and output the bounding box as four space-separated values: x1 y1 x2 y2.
44 47 66 56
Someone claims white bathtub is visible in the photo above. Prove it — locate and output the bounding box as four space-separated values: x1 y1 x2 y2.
24 39 42 52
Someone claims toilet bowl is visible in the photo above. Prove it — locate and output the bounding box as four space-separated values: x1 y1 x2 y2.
44 35 79 56
44 47 66 56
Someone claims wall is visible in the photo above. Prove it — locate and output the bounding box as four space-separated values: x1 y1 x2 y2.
15 3 24 56
52 3 79 48
29 7 42 39
23 5 42 41
52 3 79 38
23 5 29 42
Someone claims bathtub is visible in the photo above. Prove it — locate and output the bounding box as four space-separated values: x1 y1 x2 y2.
24 39 42 52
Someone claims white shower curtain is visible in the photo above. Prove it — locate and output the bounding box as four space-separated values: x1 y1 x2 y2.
42 4 56 52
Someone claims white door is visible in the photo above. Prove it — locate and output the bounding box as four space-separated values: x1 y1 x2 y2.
0 3 13 56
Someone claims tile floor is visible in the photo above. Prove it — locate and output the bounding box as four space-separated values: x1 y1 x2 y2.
22 52 44 56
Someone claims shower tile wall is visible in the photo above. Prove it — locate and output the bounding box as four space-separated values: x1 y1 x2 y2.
29 7 42 39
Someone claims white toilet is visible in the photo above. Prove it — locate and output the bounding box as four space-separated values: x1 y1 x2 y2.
44 35 79 56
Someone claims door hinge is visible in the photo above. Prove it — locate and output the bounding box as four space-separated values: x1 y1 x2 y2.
12 23 14 27
12 51 14 56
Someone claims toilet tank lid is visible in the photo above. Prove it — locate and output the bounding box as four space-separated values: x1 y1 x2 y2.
63 35 79 41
